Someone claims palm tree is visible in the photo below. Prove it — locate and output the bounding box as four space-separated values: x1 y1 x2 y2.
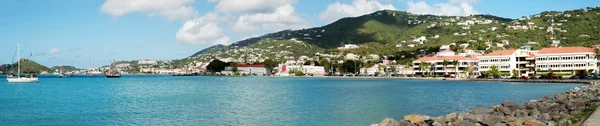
466 65 474 78
430 63 436 76
419 61 426 76
452 60 459 77
442 60 449 75
595 49 600 75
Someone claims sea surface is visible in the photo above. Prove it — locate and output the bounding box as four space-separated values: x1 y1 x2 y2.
0 75 582 125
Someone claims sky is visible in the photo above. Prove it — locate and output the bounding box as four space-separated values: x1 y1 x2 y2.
0 0 598 68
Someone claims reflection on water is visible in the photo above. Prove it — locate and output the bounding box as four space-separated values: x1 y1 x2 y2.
0 76 581 125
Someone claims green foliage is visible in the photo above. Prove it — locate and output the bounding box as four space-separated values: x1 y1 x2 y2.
512 69 519 77
230 62 238 72
190 7 600 68
234 72 240 76
52 65 80 72
489 65 500 77
263 59 279 74
241 73 247 76
8 59 53 74
288 68 304 76
206 59 228 72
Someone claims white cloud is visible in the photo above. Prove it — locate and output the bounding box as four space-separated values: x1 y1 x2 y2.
406 0 479 16
214 0 297 13
176 17 230 45
319 0 396 24
100 0 197 21
232 4 309 32
47 48 61 55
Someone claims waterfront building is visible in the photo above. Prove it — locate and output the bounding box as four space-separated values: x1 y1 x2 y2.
412 49 478 77
535 47 597 75
280 65 326 76
478 49 536 77
222 64 268 76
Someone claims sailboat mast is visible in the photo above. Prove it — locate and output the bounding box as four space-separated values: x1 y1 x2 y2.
17 43 20 78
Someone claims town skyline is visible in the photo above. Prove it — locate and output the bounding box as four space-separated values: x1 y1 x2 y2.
0 0 598 68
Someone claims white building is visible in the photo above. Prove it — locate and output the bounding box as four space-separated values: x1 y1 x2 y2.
478 50 536 77
116 63 131 68
413 48 478 77
337 44 360 50
222 64 269 76
345 53 359 60
277 65 326 76
413 36 427 42
138 60 158 65
535 47 597 75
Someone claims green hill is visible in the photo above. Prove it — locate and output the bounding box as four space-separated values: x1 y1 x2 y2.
52 65 80 72
190 7 600 62
3 59 53 74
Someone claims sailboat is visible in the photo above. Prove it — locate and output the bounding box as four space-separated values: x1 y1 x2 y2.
6 43 39 83
58 61 66 78
104 59 121 78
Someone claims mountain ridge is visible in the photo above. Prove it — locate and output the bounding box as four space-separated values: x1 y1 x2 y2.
190 7 600 61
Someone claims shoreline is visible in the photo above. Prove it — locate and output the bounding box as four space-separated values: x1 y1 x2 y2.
372 80 600 126
223 75 596 85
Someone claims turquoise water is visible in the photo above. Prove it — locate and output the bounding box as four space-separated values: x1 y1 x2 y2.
0 75 581 125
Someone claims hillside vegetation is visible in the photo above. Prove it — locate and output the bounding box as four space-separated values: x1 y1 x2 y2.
190 7 600 62
1 59 53 74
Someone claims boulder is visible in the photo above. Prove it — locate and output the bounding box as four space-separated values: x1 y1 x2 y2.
513 110 528 117
547 121 556 126
432 120 443 126
494 123 507 126
397 120 416 126
528 108 541 117
502 100 524 110
499 106 512 115
472 106 492 114
524 119 546 126
404 114 424 124
452 120 477 126
446 113 458 122
379 118 398 126
483 115 501 126
537 113 551 122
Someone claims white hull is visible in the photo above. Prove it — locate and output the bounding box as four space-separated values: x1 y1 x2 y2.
7 78 39 83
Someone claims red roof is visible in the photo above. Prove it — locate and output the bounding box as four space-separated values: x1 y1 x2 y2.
527 53 535 58
483 50 517 56
538 47 594 54
236 64 265 68
414 56 478 62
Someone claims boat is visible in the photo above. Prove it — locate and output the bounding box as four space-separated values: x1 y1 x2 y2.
58 61 66 78
6 43 39 83
104 60 121 78
58 73 66 78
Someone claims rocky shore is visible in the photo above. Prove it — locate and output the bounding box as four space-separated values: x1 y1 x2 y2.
373 81 600 126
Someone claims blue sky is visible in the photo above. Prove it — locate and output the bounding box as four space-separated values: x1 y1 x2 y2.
0 0 598 68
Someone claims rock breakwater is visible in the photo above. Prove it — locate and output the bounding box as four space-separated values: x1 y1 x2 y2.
373 81 600 126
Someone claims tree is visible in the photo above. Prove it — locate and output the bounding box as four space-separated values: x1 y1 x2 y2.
319 58 331 73
490 65 500 77
442 60 449 75
418 61 428 76
430 63 436 76
466 65 474 78
206 59 228 72
595 49 600 74
263 59 279 75
452 60 459 76
231 62 238 72
512 69 519 78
